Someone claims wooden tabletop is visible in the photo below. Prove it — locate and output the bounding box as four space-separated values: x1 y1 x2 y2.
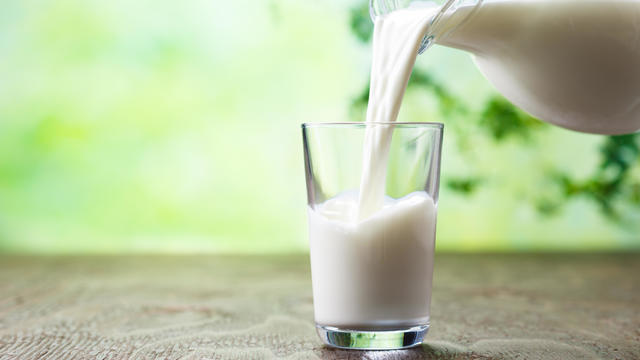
0 254 638 359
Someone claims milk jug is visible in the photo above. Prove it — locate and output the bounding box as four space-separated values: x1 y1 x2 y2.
371 0 640 135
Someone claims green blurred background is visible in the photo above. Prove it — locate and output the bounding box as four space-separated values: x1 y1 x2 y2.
0 0 638 254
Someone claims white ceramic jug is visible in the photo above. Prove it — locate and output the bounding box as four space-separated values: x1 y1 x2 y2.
371 0 640 135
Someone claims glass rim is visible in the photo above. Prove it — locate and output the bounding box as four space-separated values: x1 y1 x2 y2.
301 122 444 129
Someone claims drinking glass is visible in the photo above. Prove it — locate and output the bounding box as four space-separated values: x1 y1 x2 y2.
301 122 444 350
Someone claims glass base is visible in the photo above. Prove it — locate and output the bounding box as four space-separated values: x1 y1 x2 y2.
316 324 429 350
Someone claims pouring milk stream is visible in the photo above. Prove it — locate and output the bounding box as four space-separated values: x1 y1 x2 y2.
358 0 640 215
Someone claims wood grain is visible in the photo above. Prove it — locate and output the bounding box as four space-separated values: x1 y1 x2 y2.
0 254 638 359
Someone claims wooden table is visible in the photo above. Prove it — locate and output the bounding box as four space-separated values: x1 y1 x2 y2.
0 254 638 359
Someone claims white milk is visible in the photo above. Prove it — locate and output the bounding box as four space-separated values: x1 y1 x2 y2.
310 7 438 329
438 0 640 134
358 6 439 220
309 191 437 329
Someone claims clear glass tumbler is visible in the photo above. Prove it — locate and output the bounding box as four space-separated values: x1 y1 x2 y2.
301 122 444 350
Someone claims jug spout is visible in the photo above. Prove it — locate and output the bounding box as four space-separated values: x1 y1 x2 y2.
370 0 482 54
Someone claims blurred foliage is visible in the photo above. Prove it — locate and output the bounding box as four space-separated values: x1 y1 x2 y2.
0 0 637 253
541 135 640 223
350 3 374 43
409 70 468 117
479 97 545 141
446 177 483 195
